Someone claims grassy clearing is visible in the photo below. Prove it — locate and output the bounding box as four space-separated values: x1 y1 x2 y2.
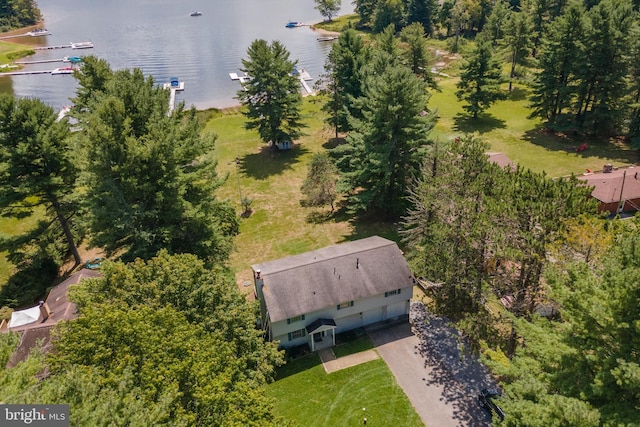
429 78 638 176
265 355 423 427
206 99 397 287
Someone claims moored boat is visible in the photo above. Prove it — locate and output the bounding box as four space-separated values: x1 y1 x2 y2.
70 41 93 49
63 56 83 63
51 67 74 75
285 21 303 28
27 28 50 37
190 11 202 16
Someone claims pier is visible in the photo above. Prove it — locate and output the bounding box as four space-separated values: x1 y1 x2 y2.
0 69 61 76
34 44 71 50
163 78 185 113
14 58 64 65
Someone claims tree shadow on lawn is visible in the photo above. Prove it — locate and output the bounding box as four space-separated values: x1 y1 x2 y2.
522 126 639 165
275 351 323 380
453 112 506 135
240 143 310 180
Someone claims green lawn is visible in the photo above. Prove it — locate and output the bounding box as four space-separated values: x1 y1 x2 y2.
207 100 397 285
265 354 424 427
429 78 638 177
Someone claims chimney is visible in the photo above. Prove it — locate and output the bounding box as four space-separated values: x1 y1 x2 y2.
39 300 49 322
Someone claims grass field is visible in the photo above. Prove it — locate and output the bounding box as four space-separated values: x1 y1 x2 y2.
265 354 423 427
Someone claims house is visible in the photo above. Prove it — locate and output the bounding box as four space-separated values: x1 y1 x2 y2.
1 268 101 368
577 165 640 214
252 236 414 351
487 152 515 170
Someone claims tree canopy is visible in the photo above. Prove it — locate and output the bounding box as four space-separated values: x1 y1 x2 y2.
237 39 306 148
1 252 285 426
73 61 238 264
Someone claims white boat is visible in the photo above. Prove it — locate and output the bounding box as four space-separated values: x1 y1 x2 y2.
317 36 338 42
70 41 93 49
27 28 50 37
51 67 74 75
285 21 304 28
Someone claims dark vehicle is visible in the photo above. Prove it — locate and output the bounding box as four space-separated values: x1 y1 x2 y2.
479 388 505 421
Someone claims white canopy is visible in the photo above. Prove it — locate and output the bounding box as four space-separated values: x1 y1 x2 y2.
8 305 41 328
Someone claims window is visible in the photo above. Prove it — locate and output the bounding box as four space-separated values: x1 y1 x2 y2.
337 301 354 310
287 314 305 324
385 289 401 297
288 328 306 341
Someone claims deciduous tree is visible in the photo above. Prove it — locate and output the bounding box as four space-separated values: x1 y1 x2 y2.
301 153 338 211
314 0 342 21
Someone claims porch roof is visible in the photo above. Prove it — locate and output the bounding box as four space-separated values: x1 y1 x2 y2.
306 318 336 334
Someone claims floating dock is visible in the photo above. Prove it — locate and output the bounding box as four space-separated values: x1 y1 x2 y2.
14 58 63 65
163 79 185 113
0 69 67 76
229 69 313 94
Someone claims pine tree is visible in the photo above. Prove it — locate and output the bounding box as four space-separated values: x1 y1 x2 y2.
456 40 506 119
0 95 82 268
336 64 434 220
238 39 305 148
529 2 585 125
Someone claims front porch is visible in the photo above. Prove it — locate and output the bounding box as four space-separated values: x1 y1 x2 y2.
306 318 337 352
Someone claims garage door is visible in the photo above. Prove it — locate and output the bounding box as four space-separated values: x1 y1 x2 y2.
362 307 383 326
386 301 407 320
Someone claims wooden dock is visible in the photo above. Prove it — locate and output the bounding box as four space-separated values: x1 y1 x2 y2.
14 58 63 65
0 69 58 76
34 44 72 50
163 80 185 113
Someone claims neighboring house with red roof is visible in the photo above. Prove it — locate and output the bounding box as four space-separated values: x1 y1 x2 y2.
577 165 640 214
487 152 515 170
252 236 414 351
1 268 101 367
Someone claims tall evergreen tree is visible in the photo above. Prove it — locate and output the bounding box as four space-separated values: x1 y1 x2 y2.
0 95 82 268
573 0 634 134
335 64 434 220
320 29 368 136
237 39 305 148
407 0 438 35
504 10 532 92
456 40 506 118
76 68 238 264
400 22 438 89
529 1 585 125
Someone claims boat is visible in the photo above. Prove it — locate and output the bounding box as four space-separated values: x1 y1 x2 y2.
317 36 338 42
190 11 202 16
70 41 93 49
51 67 74 75
285 21 304 28
63 56 83 63
27 28 50 37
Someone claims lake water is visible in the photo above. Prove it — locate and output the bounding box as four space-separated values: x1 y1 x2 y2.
0 0 353 110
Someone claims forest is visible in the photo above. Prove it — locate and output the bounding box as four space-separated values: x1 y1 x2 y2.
0 0 40 31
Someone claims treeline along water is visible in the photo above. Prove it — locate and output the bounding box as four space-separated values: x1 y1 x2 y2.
0 0 353 110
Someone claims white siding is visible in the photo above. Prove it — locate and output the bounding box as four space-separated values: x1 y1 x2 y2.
386 300 408 319
269 286 413 348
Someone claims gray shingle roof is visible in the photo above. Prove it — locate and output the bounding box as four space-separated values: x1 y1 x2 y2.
252 236 414 322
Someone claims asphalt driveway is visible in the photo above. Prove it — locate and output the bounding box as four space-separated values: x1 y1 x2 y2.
367 302 496 427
